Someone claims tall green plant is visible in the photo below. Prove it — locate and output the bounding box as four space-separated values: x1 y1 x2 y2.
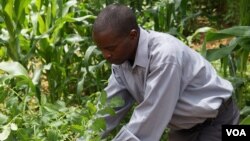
0 60 124 140
0 0 111 103
191 26 250 109
0 0 31 63
33 0 110 103
136 0 201 43
240 0 250 26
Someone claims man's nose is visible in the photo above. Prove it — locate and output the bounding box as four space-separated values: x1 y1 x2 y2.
103 51 112 60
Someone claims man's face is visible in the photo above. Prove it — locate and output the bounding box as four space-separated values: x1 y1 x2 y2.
93 28 138 65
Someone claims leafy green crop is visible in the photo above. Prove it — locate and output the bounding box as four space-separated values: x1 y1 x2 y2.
0 61 123 140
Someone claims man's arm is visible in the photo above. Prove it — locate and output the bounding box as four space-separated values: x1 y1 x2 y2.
113 63 181 141
102 70 135 137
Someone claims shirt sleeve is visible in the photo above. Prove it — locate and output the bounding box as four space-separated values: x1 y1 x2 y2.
102 68 135 138
113 63 181 141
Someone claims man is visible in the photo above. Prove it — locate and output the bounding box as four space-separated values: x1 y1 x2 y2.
92 4 240 141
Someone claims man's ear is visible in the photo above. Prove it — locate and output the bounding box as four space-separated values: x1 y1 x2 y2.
129 29 138 40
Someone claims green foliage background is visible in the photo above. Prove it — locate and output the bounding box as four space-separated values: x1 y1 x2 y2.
0 0 250 140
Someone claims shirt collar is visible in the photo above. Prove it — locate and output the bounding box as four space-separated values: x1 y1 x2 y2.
131 27 149 69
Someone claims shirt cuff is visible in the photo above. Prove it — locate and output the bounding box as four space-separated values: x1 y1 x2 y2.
113 126 140 141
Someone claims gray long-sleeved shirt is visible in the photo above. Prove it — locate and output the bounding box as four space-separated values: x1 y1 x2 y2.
104 27 233 141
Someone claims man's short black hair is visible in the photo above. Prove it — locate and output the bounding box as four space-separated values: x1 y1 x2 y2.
93 4 139 37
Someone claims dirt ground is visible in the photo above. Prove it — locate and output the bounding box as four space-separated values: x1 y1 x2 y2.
190 38 232 50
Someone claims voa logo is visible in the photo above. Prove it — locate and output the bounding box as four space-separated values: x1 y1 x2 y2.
226 129 246 136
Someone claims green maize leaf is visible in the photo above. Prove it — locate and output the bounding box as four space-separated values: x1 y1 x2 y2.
240 106 250 116
206 38 239 61
65 34 87 42
16 0 31 21
45 2 52 30
153 9 159 31
50 15 75 43
63 0 77 16
41 15 94 41
240 115 250 125
188 27 216 43
38 14 46 33
77 75 85 96
239 37 250 51
0 61 28 76
31 12 38 35
3 0 13 21
2 8 20 60
73 15 96 22
218 26 250 37
35 0 42 11
51 0 57 19
53 14 91 25
57 0 63 17
240 50 249 72
84 45 97 73
34 33 49 40
88 60 106 73
206 26 250 42
2 10 14 37
205 33 232 42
